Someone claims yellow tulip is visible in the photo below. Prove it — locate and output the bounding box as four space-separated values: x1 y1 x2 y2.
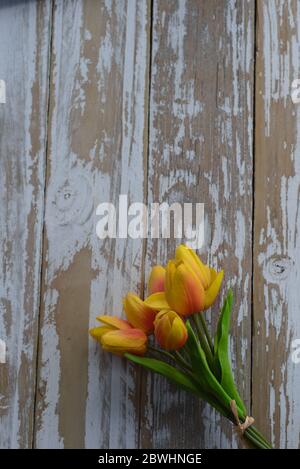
176 244 224 309
89 315 147 355
101 329 147 355
204 266 224 309
123 292 156 334
154 309 188 350
145 245 224 316
175 244 211 288
166 259 206 315
148 265 166 294
90 315 132 341
145 259 205 316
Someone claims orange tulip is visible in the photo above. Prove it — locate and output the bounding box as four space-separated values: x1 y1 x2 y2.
89 315 147 356
148 265 166 294
145 245 224 316
145 259 204 316
175 245 223 308
89 315 132 341
175 244 211 289
101 329 147 355
154 309 188 350
166 259 206 315
123 292 156 334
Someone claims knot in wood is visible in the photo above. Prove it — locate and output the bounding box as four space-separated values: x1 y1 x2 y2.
268 255 293 281
51 175 93 226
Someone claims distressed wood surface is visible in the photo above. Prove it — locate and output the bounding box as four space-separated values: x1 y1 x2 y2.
0 0 52 448
253 0 300 449
1 0 300 449
140 0 254 449
34 0 150 449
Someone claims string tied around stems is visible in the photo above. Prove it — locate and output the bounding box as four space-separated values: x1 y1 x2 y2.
230 400 254 436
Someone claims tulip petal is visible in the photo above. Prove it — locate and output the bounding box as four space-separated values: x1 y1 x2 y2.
165 260 176 293
148 265 166 294
101 329 147 355
154 309 187 350
154 310 172 346
169 263 205 315
123 292 156 334
96 315 132 330
175 244 211 289
167 317 188 350
204 269 224 309
144 292 170 310
89 326 111 341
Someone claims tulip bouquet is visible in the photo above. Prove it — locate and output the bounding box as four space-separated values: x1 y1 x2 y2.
90 245 271 449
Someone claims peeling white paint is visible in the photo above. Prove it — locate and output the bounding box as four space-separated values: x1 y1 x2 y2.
0 79 6 103
256 0 300 448
144 0 254 449
35 0 149 449
0 0 52 448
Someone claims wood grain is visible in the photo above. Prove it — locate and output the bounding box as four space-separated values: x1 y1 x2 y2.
34 0 150 449
1 0 300 449
0 0 52 448
139 0 255 449
253 0 300 449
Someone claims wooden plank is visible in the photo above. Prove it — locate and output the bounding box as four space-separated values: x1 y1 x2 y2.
253 0 300 449
0 0 52 448
34 0 150 448
139 0 255 448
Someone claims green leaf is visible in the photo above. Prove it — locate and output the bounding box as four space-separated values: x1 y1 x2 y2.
126 352 228 418
214 289 233 356
185 322 215 394
185 321 232 413
213 290 247 415
125 354 199 395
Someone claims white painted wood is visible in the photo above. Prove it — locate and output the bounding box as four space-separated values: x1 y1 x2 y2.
34 0 150 448
0 80 6 104
0 339 6 364
254 0 300 449
1 0 299 449
0 0 52 448
139 0 254 449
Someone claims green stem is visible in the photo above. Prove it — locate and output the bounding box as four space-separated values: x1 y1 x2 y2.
191 316 215 371
180 345 191 362
174 351 192 371
244 428 268 449
146 345 272 449
246 427 271 449
148 345 174 362
148 346 192 372
190 384 270 449
205 399 271 449
248 426 272 449
224 407 271 449
198 313 214 354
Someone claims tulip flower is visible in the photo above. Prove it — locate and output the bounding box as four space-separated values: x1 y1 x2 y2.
101 329 147 355
89 244 272 450
89 315 132 341
175 244 211 289
123 292 156 334
148 265 166 294
145 245 224 316
154 309 188 350
175 245 224 308
89 315 147 355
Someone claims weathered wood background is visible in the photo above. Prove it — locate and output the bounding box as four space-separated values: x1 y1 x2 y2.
0 0 300 449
